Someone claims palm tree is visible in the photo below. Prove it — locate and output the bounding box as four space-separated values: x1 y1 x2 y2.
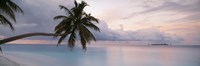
0 0 100 51
54 0 100 50
0 0 23 30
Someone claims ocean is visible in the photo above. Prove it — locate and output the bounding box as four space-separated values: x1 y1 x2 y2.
1 44 200 66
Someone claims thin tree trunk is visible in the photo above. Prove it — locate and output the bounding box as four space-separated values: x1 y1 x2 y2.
0 32 69 45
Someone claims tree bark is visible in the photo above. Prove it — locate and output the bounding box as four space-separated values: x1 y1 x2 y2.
0 32 68 45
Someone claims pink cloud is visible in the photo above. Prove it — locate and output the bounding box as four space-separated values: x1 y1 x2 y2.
7 39 56 44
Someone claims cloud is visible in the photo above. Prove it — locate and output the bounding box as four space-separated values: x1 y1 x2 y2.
8 39 54 44
91 21 184 43
14 23 37 28
140 1 183 13
1 0 199 44
91 21 120 41
125 0 200 19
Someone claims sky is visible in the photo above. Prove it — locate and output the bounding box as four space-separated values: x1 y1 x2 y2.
0 0 200 45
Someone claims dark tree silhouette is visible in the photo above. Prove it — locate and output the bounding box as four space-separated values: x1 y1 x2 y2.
54 0 100 50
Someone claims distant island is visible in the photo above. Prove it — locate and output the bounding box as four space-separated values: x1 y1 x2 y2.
150 43 169 45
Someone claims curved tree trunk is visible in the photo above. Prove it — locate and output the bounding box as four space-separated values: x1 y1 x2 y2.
0 32 69 45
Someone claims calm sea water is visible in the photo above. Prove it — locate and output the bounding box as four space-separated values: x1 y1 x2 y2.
1 44 200 66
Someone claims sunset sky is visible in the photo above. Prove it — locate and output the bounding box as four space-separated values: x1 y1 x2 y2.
0 0 200 44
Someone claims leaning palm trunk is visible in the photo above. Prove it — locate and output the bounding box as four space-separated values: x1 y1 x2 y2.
0 32 70 45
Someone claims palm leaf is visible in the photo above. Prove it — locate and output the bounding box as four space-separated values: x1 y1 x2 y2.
68 31 76 49
1 6 16 21
6 0 24 13
74 0 78 7
53 15 68 20
83 13 99 23
84 22 100 32
57 31 68 45
59 5 74 16
0 14 14 30
0 0 23 30
79 25 96 42
79 25 96 50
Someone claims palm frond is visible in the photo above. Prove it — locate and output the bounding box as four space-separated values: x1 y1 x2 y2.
82 25 96 41
0 0 23 30
79 25 96 42
0 14 14 30
7 0 24 13
83 22 100 32
59 5 74 16
68 31 76 49
53 15 68 20
54 18 74 34
57 31 68 45
79 33 86 50
83 13 99 23
79 25 96 50
79 26 87 50
1 6 16 21
71 1 88 18
79 1 88 10
74 0 78 7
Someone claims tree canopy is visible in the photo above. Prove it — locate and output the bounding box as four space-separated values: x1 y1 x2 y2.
54 0 100 50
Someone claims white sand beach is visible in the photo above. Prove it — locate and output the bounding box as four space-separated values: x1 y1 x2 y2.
0 55 20 66
0 51 66 66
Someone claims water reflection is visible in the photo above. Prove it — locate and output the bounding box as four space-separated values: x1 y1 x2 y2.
2 44 200 66
104 45 200 66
